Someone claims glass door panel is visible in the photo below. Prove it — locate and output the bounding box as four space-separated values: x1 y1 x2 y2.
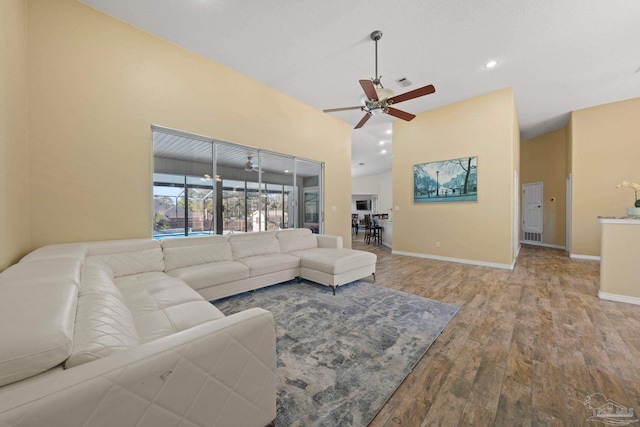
152 131 213 237
246 181 261 232
296 159 323 233
221 179 246 234
185 175 214 235
152 173 185 237
260 152 296 230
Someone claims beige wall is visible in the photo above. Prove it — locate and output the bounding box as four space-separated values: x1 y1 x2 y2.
521 129 566 247
569 97 640 256
512 98 520 257
392 88 518 266
26 0 352 250
0 0 30 270
600 221 640 299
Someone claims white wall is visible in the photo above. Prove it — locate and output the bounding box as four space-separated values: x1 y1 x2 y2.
351 171 393 217
378 170 393 216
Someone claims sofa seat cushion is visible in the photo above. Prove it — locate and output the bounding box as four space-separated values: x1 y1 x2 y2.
290 248 377 275
165 261 250 290
161 235 233 271
228 232 281 260
0 283 77 387
65 264 139 368
114 273 225 343
238 254 301 277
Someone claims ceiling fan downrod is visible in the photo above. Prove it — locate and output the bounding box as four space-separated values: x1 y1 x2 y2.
371 30 383 88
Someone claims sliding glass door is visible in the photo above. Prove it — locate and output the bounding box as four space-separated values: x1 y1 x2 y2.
152 127 323 237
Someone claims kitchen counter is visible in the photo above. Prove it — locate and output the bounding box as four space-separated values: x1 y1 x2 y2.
598 216 640 305
379 219 392 248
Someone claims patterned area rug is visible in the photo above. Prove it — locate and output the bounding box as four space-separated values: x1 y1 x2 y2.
214 281 459 427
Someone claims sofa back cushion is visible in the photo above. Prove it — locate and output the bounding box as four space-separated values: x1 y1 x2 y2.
19 243 87 263
64 264 139 368
0 282 77 387
228 232 281 260
0 258 82 287
277 229 318 253
161 235 233 271
85 239 165 277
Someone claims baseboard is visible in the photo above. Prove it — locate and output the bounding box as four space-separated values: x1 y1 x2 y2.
520 241 566 250
515 244 521 258
569 253 601 261
392 250 515 270
598 291 640 306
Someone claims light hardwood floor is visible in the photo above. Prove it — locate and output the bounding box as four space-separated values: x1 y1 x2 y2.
350 237 640 427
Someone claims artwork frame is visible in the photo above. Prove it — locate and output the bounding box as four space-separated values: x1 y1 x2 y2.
413 156 478 203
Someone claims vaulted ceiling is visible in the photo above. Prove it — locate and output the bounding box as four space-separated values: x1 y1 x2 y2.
80 0 640 177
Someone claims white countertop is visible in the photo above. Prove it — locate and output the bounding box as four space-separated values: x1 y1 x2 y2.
598 216 640 224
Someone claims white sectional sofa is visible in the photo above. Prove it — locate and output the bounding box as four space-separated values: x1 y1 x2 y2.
0 229 376 427
163 228 376 299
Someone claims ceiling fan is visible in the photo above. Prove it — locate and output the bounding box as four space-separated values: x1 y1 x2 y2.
244 156 258 172
323 30 436 129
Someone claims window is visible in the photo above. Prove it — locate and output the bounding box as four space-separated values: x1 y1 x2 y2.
152 127 323 237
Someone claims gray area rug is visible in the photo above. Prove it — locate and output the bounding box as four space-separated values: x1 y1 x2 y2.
213 281 459 427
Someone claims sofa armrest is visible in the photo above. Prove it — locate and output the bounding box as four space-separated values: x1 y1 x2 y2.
0 308 276 427
316 234 343 249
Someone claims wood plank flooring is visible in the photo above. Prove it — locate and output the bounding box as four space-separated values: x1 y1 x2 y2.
350 237 640 427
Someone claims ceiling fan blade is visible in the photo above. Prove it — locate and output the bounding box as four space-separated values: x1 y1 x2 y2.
323 106 362 113
387 107 416 121
388 84 435 104
354 113 372 129
359 80 378 101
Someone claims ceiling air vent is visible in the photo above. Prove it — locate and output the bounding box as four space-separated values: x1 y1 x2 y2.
396 77 412 88
636 65 640 74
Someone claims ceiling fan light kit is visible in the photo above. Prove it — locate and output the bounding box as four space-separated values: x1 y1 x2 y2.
323 30 436 129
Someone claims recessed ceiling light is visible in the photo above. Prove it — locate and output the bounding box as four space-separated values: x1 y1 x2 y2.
485 60 498 69
284 170 289 173
381 149 387 154
379 141 385 145
386 129 392 134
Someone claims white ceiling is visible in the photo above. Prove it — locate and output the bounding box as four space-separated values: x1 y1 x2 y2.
80 0 640 177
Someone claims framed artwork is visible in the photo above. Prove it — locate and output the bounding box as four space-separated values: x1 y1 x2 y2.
413 156 477 203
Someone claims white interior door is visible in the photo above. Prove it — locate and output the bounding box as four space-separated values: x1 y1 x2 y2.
522 182 543 243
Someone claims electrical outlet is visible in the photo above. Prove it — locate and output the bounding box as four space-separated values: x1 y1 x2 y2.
331 206 336 211
436 242 441 248
394 206 400 211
